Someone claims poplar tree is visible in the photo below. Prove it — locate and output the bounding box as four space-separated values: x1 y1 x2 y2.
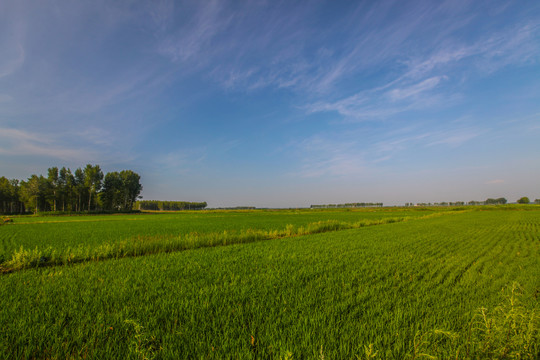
84 164 104 211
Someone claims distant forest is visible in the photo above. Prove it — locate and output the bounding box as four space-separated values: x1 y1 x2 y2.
137 200 207 211
0 164 142 214
410 198 508 206
311 203 384 208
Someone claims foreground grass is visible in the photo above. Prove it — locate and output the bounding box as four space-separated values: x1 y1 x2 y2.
0 210 538 359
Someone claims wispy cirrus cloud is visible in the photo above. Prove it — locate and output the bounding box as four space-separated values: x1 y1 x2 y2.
157 1 230 64
303 5 540 122
0 126 138 165
0 128 97 162
0 128 44 143
162 0 539 97
388 76 447 101
293 135 368 178
154 148 207 175
291 120 484 178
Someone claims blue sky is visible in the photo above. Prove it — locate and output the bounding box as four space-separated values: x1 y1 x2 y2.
1 0 539 207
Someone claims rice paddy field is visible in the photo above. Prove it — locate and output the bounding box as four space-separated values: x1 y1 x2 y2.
0 207 539 359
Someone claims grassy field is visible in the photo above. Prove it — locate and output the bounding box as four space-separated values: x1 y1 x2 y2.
0 208 436 271
0 207 538 359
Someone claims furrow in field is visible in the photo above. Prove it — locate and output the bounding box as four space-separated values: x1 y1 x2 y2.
448 231 503 286
415 214 502 289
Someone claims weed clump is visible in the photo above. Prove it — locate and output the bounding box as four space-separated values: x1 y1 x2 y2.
463 282 539 359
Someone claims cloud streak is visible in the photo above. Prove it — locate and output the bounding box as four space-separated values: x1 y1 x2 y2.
0 128 97 162
291 121 484 178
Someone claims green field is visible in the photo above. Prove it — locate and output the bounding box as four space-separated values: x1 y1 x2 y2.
0 209 436 271
0 207 539 359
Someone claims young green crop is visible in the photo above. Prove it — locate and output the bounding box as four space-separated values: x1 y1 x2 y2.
0 209 538 359
0 208 436 269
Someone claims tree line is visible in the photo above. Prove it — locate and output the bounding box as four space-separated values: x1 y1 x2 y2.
135 200 208 211
137 200 207 211
410 198 507 206
311 203 383 208
0 164 142 214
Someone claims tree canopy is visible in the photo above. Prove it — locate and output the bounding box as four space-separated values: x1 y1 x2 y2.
517 197 530 204
0 164 143 214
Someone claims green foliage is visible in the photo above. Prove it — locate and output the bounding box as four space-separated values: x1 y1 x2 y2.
1 164 141 214
101 170 142 211
0 177 25 214
517 197 530 204
484 197 508 205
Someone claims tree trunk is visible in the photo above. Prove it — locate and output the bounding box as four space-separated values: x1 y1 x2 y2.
88 189 92 212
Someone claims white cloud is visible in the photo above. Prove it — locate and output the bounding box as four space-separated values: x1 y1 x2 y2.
305 13 540 122
0 127 133 164
0 128 97 162
0 142 96 163
388 76 446 101
157 1 230 63
0 127 46 143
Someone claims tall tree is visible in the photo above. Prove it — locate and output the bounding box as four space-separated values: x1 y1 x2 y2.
74 168 86 211
21 175 45 214
47 167 59 212
58 167 68 211
0 177 11 213
120 170 142 210
84 164 103 211
9 179 23 213
100 171 123 210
